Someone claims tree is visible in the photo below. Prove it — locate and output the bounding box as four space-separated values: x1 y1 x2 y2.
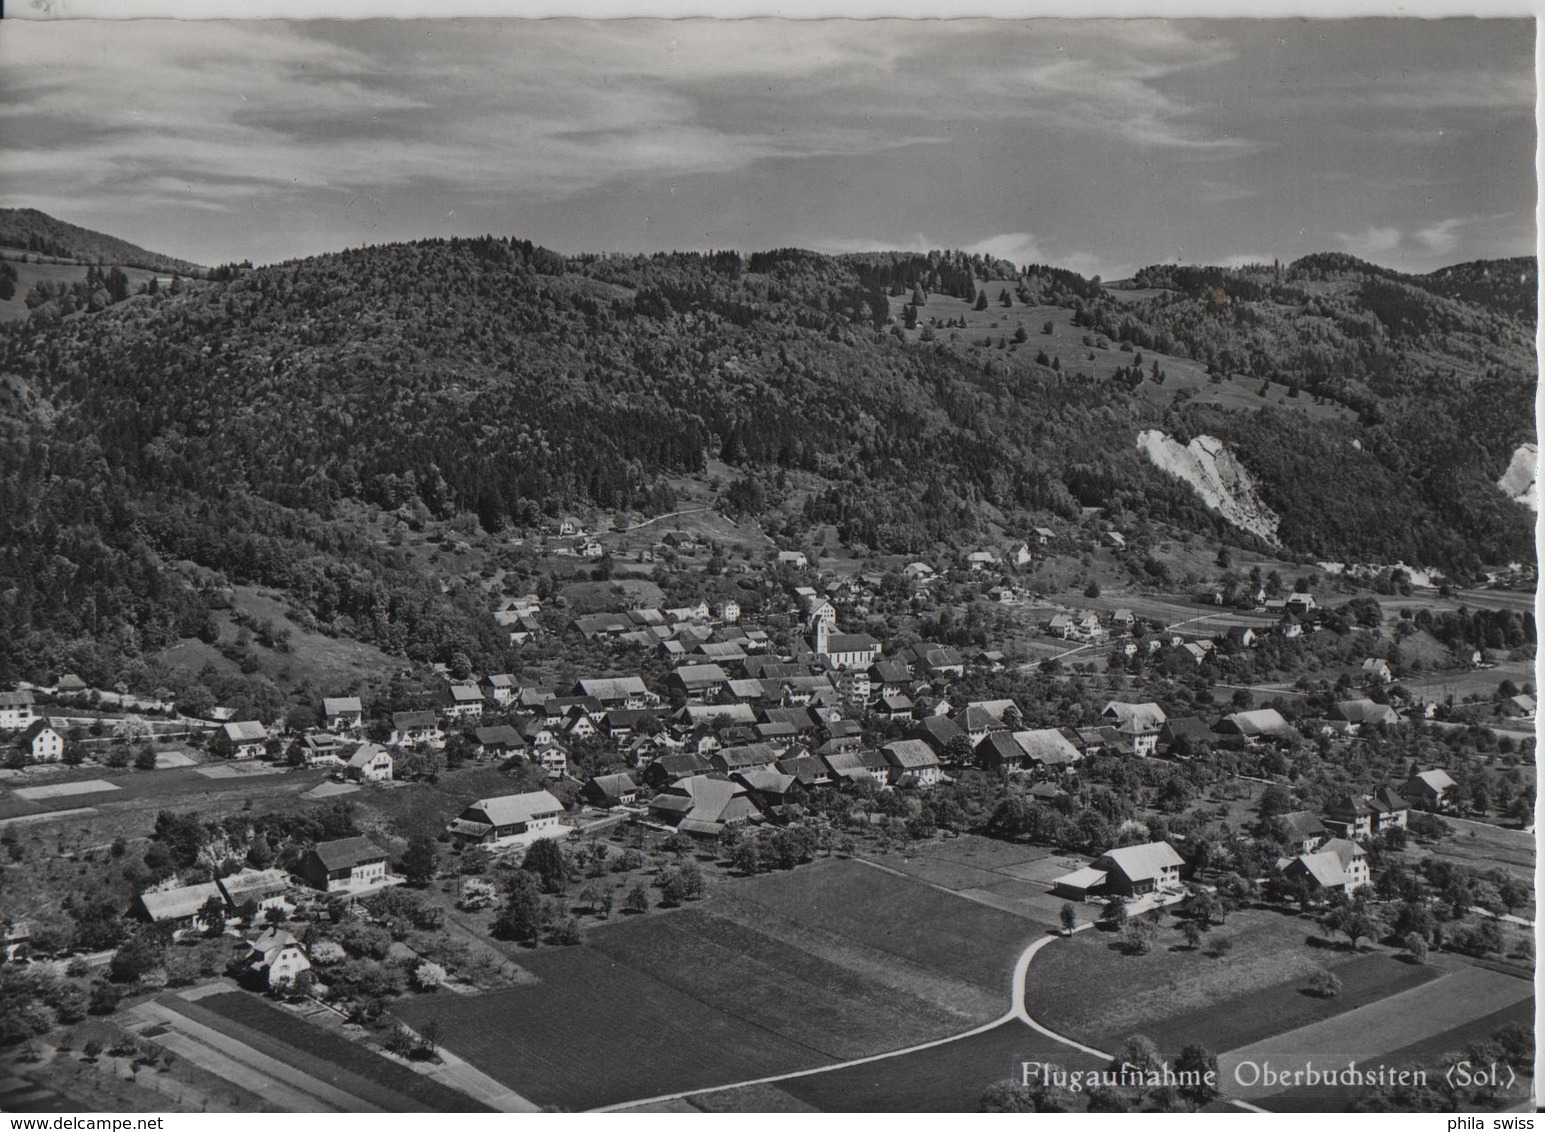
1058 901 1078 936
623 884 649 914
658 867 688 908
732 837 760 876
495 872 544 943
1174 1044 1219 1107
1181 919 1203 950
133 743 158 771
973 291 989 311
108 934 164 983
1100 896 1129 931
521 837 569 894
199 895 226 938
1403 932 1428 965
399 835 439 888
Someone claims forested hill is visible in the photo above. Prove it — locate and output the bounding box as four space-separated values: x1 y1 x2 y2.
0 234 1533 679
0 208 204 274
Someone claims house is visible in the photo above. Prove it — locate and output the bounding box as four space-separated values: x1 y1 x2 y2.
1011 728 1081 770
216 868 291 915
601 709 653 740
580 773 638 808
1360 658 1393 684
1033 527 1056 545
243 928 311 991
667 664 729 703
483 673 519 706
1051 841 1184 900
1214 708 1296 746
138 882 224 929
1223 625 1258 649
299 836 391 893
1281 839 1369 895
880 740 942 786
641 752 712 790
1404 768 1457 812
678 703 758 728
574 676 654 709
1500 694 1537 720
505 614 544 644
440 684 486 720
988 586 1017 604
1008 541 1033 568
906 644 966 679
214 721 269 760
1047 613 1074 639
0 691 37 732
715 600 741 623
913 714 968 758
821 750 890 786
580 539 605 559
710 742 780 775
1284 592 1317 614
1104 531 1127 550
1110 608 1136 631
777 550 810 569
448 791 568 847
55 673 90 697
297 732 346 766
1158 716 1214 757
975 731 1029 773
532 744 570 780
345 743 394 783
776 755 831 788
1101 702 1166 757
903 562 936 580
1275 811 1328 855
649 775 758 836
1321 795 1373 840
1328 699 1400 730
16 720 64 764
471 724 526 760
322 696 364 732
965 550 998 571
1368 786 1410 831
875 692 915 722
389 711 443 748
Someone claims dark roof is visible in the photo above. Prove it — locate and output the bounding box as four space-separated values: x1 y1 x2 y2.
913 714 966 752
473 725 524 748
392 710 437 730
309 836 386 871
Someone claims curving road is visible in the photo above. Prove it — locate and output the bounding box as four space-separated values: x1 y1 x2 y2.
595 923 1109 1113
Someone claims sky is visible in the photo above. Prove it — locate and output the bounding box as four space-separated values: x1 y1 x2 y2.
0 17 1534 276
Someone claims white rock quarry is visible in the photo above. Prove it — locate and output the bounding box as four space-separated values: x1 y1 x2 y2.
1136 430 1281 544
1497 443 1538 511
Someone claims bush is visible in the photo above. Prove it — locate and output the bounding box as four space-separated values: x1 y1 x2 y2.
1307 967 1342 998
1403 932 1428 965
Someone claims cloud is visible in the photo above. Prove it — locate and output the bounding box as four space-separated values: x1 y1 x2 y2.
1334 225 1403 258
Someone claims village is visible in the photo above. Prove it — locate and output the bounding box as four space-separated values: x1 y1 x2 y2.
0 514 1534 1113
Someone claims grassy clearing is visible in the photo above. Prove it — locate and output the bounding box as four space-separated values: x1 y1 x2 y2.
1027 908 1411 1047
726 857 1042 993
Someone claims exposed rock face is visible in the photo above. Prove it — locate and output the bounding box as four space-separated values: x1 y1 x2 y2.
1137 430 1281 544
1497 443 1538 511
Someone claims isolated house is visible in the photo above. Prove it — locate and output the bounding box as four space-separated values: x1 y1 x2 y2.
1360 658 1393 684
1092 841 1185 897
300 836 390 893
214 721 269 760
243 928 311 991
1281 839 1369 895
16 720 64 764
1404 768 1457 812
448 791 567 847
1328 699 1400 730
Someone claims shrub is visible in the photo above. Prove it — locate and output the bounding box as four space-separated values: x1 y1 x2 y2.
1307 967 1342 999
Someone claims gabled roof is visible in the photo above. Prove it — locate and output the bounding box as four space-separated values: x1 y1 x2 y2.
392 710 438 730
734 768 796 795
0 690 35 708
1277 810 1327 842
140 881 223 922
880 739 939 770
323 697 363 715
458 791 565 829
974 731 1027 766
1329 698 1400 725
346 743 392 769
713 742 779 770
1370 785 1409 812
473 725 524 748
679 703 757 726
672 663 729 687
776 755 830 785
959 705 1007 732
221 721 268 742
823 632 879 653
913 713 966 752
1095 841 1185 883
1101 701 1167 731
445 684 485 704
1410 768 1456 792
583 773 637 800
1011 728 1081 766
575 676 650 702
19 719 61 744
1290 850 1347 889
648 752 711 780
309 835 387 871
1217 708 1294 738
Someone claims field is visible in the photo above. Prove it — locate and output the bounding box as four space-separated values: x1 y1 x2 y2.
149 991 490 1112
394 858 1040 1110
1027 908 1433 1049
865 835 1105 926
1221 964 1535 1102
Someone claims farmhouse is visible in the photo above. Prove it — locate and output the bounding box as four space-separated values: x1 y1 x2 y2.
1321 794 1373 840
0 691 37 732
214 721 269 760
1360 658 1393 683
678 703 757 728
879 739 942 786
1055 841 1184 900
217 868 291 914
138 882 224 929
16 720 64 764
449 791 568 847
300 836 390 894
667 664 729 703
345 743 394 783
710 742 780 775
1328 698 1400 730
913 713 968 757
1158 716 1214 756
1280 839 1369 895
471 724 525 759
322 696 364 732
1214 708 1296 746
1275 811 1328 855
821 750 890 786
641 752 711 789
1101 702 1166 756
1011 728 1081 769
975 731 1029 773
580 773 638 808
648 775 758 836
